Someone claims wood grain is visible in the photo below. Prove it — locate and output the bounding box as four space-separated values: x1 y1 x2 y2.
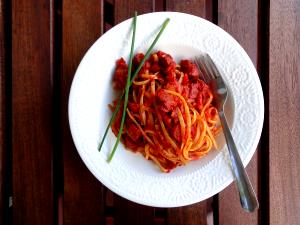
114 0 153 23
154 0 165 11
62 1 105 225
12 0 54 224
166 0 210 18
269 1 300 224
0 0 8 223
217 1 259 224
167 202 207 225
218 0 258 64
114 195 155 225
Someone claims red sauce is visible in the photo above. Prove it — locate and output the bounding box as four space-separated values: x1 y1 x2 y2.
111 51 220 172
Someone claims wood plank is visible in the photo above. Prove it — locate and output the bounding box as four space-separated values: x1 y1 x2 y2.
114 0 153 23
167 202 207 225
165 1 211 225
217 1 259 225
166 0 211 19
154 0 165 11
62 1 105 225
114 195 155 225
218 0 258 64
269 1 300 224
12 0 54 224
0 0 9 224
112 2 156 224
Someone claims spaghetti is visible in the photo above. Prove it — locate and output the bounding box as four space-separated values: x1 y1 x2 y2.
111 51 221 172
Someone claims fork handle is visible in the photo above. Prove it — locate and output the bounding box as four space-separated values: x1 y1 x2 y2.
218 111 259 212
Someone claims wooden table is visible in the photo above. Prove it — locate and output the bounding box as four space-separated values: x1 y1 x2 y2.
1 0 299 224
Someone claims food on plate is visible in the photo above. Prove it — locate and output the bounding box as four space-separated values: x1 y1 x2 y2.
110 51 221 172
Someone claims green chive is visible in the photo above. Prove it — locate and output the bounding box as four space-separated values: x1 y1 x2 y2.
98 17 170 161
107 12 137 162
129 18 170 84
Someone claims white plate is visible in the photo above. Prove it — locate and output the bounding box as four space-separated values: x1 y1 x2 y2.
68 12 264 207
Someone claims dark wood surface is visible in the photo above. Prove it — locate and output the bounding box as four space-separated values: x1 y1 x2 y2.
1 0 300 225
12 0 54 225
0 0 9 224
62 1 105 225
269 0 300 225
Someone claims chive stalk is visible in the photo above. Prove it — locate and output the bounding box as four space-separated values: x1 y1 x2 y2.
98 16 170 162
107 12 137 162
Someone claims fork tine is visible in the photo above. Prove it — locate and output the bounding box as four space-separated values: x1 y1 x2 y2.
205 53 221 78
201 54 217 81
195 55 212 83
193 56 206 82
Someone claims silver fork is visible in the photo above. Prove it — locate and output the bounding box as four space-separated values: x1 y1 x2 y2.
194 53 259 212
